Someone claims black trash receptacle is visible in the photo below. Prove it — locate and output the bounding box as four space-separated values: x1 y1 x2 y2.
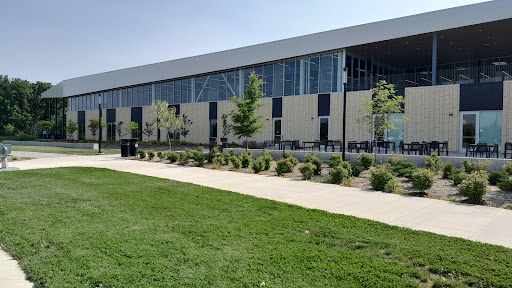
129 138 139 156
121 139 130 157
209 137 217 150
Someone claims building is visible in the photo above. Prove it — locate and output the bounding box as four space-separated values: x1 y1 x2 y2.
42 0 512 153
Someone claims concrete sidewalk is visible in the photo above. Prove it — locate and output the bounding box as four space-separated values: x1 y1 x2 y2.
3 151 512 287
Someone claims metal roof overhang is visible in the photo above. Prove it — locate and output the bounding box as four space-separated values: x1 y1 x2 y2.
42 0 512 98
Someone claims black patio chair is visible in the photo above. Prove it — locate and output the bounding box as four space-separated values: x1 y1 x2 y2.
348 141 358 153
504 142 512 159
473 143 488 158
334 139 342 152
293 140 305 151
408 142 421 155
399 141 404 154
359 141 370 153
429 141 440 155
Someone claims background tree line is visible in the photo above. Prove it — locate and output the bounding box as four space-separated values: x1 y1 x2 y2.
0 75 58 136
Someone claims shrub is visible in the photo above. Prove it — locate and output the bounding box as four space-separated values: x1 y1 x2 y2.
369 165 395 191
261 150 273 170
240 151 252 168
167 151 179 163
488 171 508 185
231 156 242 169
388 159 417 179
458 171 489 202
498 179 512 192
299 163 315 180
228 149 236 157
178 152 190 165
156 151 166 159
358 153 374 169
425 152 443 172
191 150 207 166
305 153 322 175
147 150 156 160
251 157 265 174
217 154 229 165
442 163 455 179
329 166 352 185
384 178 401 193
449 169 469 186
275 159 294 176
328 154 343 168
503 162 512 175
138 150 146 159
282 150 293 159
350 164 365 177
411 168 436 192
288 156 299 167
462 159 491 173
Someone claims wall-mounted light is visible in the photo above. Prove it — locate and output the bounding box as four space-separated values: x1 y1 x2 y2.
449 113 454 116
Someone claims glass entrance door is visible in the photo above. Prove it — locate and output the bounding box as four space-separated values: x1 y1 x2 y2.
319 117 329 141
460 112 479 152
273 118 282 143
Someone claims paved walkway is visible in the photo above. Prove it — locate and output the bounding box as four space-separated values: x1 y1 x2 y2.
2 151 512 286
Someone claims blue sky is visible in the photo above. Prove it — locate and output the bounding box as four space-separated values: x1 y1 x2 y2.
1 0 489 84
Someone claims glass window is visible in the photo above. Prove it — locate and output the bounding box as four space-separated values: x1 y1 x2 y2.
226 71 236 98
132 87 138 106
122 89 128 107
273 118 281 143
181 79 189 103
480 111 502 145
107 122 116 141
319 53 333 93
155 84 161 103
273 62 284 97
218 73 227 101
143 85 150 106
263 64 273 98
78 123 85 140
346 55 353 91
127 88 132 107
174 80 181 104
195 76 204 102
244 67 254 89
138 86 144 107
386 114 404 147
284 60 295 96
168 81 174 104
107 91 112 109
210 74 218 102
295 59 303 95
309 56 319 94
333 53 339 92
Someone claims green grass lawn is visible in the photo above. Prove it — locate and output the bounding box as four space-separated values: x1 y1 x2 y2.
9 145 119 155
0 168 511 287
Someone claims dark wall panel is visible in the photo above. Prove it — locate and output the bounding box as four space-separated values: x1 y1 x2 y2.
131 107 142 122
272 97 282 118
106 109 116 123
318 94 330 116
78 111 85 123
209 102 217 120
460 82 503 111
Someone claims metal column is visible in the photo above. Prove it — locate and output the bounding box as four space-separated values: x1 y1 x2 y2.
62 98 65 139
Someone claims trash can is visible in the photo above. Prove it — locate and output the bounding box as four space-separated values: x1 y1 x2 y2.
129 138 139 157
209 137 217 150
121 139 130 157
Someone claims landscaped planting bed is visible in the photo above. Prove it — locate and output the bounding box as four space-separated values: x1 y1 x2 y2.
135 148 512 209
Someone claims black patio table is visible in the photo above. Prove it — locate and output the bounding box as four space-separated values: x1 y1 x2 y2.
467 143 499 158
303 141 320 151
279 140 295 150
324 140 336 152
403 142 426 155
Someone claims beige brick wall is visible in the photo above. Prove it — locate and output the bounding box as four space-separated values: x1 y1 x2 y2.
142 106 158 142
346 90 372 143
84 110 106 140
404 84 460 152
282 94 318 142
181 102 209 144
329 92 343 142
115 108 132 140
502 81 512 147
67 111 78 140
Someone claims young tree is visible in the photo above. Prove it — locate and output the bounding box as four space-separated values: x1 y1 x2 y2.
180 114 192 142
88 119 106 139
357 80 407 162
221 113 231 140
229 71 266 151
143 120 156 142
125 121 141 140
153 100 182 150
116 121 127 139
65 119 78 140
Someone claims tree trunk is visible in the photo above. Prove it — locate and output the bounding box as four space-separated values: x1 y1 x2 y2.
168 130 172 151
